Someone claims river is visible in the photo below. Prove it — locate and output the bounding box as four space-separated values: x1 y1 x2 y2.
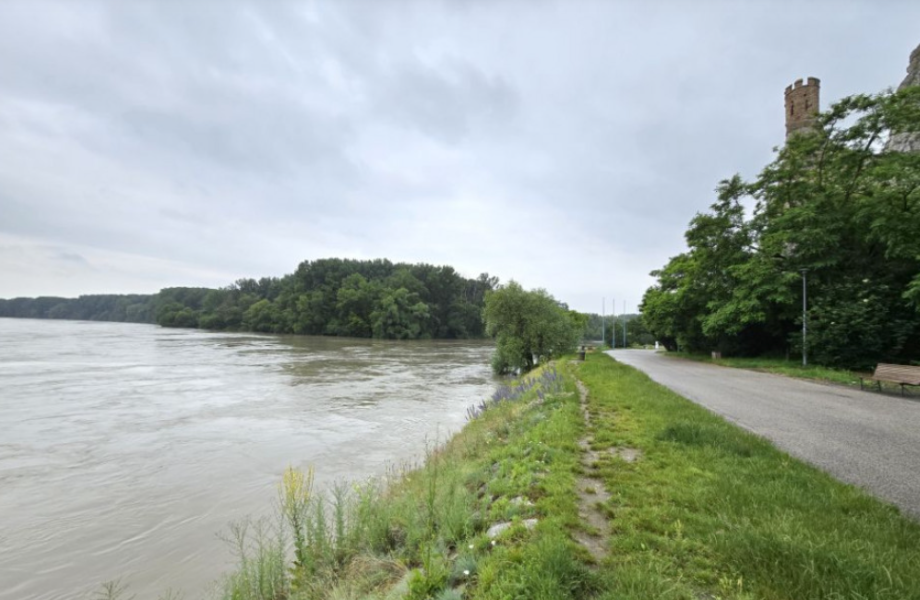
0 318 495 599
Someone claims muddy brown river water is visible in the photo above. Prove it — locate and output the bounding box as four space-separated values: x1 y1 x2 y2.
0 318 495 599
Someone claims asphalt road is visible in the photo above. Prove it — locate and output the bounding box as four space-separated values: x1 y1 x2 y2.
608 349 920 519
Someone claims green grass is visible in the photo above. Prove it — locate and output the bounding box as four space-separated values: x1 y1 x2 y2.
207 361 592 600
99 353 920 599
663 351 909 391
578 352 920 600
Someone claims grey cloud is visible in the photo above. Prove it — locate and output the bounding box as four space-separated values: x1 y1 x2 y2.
54 250 91 265
0 0 918 311
377 59 520 143
158 208 209 226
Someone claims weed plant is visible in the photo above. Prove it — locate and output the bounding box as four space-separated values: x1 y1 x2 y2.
466 366 564 420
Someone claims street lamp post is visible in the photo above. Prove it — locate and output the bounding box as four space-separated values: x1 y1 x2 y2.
775 252 809 367
801 269 808 367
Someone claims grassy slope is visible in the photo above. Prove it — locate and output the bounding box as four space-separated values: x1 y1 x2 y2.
168 353 920 600
578 352 920 600
209 363 597 600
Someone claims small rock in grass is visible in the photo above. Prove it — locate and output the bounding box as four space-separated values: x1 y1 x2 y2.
486 518 538 538
611 447 642 463
510 496 534 507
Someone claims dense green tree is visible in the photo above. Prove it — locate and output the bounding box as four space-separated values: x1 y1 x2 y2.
371 287 430 339
642 253 707 352
213 259 492 340
291 290 326 335
242 299 285 333
601 314 654 348
642 86 920 368
483 281 579 374
333 274 380 337
2 258 499 341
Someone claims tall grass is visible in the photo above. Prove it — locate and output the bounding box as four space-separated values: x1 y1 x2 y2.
93 361 599 600
466 366 564 420
219 517 288 600
211 362 579 600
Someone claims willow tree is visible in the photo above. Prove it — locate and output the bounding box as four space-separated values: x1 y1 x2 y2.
483 281 579 374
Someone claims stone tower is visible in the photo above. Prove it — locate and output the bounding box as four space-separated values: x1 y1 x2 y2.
784 77 821 138
885 43 920 153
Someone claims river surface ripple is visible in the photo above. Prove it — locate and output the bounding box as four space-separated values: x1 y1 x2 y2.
0 318 495 599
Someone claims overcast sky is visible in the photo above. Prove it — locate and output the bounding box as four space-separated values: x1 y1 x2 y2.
0 1 917 313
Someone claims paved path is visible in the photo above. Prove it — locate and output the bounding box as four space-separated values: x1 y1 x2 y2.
608 349 920 519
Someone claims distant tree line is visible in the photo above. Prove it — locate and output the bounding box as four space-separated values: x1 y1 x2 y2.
0 294 156 323
1 258 499 340
582 313 654 347
641 86 920 369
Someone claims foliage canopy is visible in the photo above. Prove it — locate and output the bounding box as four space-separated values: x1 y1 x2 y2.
642 86 920 369
483 281 580 374
1 258 499 341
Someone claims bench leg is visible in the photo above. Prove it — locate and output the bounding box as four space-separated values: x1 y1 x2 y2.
878 381 883 393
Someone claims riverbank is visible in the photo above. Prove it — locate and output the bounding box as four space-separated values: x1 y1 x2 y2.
186 352 920 599
204 362 588 600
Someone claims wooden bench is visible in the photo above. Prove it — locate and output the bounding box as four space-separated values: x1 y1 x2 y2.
860 363 920 395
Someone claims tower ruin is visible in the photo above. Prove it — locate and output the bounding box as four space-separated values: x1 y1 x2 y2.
784 77 820 138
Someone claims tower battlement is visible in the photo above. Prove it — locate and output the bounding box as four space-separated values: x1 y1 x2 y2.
784 77 820 138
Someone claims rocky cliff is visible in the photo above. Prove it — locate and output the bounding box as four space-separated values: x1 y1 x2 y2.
886 43 920 153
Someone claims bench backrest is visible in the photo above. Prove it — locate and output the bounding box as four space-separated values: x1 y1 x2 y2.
874 363 920 385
